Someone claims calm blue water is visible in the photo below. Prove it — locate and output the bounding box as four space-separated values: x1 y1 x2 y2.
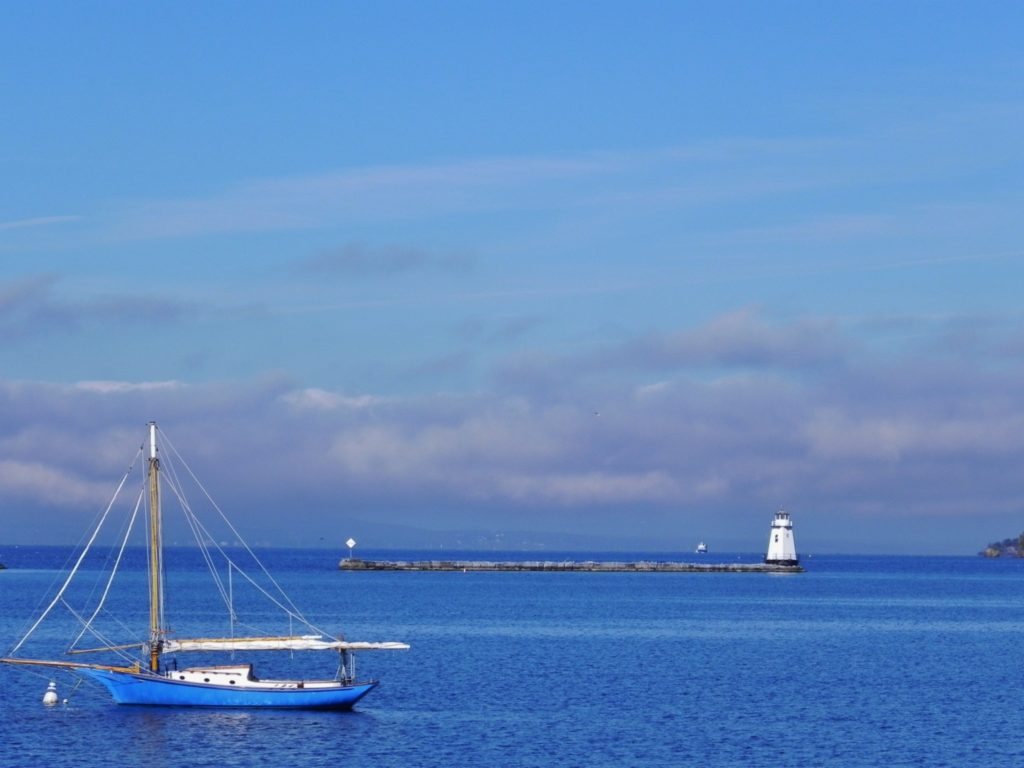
3 548 1024 767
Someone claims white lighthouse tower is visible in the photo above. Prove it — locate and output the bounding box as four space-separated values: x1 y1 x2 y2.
764 510 799 566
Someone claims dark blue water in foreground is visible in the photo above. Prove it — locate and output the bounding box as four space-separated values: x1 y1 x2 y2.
3 548 1024 767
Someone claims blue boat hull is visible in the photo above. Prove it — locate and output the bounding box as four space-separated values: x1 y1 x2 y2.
76 668 377 710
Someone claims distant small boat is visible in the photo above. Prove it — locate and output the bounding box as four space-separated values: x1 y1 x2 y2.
696 542 708 554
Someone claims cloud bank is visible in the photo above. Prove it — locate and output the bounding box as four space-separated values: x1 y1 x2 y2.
2 306 1022 553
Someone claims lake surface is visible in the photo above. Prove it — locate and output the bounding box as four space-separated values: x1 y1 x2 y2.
2 548 1024 767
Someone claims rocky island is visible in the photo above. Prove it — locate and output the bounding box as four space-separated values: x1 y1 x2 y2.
980 534 1024 557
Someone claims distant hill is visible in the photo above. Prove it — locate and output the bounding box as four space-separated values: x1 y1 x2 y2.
980 534 1024 557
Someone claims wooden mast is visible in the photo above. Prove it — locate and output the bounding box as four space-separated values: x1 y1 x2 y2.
146 422 163 672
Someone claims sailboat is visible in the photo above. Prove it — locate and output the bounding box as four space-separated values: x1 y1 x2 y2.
1 422 408 709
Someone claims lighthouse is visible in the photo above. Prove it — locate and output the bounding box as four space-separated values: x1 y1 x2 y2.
764 510 799 566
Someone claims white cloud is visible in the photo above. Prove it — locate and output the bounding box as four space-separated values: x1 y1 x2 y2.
2 306 1024 552
75 380 182 394
104 152 623 241
282 388 383 411
86 137 874 243
0 459 111 506
491 470 681 505
804 409 1024 461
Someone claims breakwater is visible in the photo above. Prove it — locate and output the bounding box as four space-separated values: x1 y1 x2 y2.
338 558 802 573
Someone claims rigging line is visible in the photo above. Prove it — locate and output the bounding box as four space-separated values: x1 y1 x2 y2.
187 510 232 612
159 430 311 622
158 445 232 608
69 485 144 651
67 676 86 702
61 598 122 654
167 480 322 634
182 508 312 630
15 664 74 686
60 600 140 666
80 463 146 613
12 447 145 647
59 599 140 667
159 448 311 631
215 560 325 634
7 457 139 657
165 475 232 612
89 602 146 649
232 619 278 636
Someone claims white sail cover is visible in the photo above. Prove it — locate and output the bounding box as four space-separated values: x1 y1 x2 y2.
162 635 409 653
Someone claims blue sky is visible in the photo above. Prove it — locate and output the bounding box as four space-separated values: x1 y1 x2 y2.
2 1 1023 553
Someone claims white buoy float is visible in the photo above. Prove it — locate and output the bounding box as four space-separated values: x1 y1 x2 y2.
42 681 58 706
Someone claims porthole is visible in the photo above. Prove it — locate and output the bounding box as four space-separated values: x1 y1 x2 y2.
204 678 210 683
229 680 236 685
179 676 185 680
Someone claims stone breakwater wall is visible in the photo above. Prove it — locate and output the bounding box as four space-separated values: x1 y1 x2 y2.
338 558 802 573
